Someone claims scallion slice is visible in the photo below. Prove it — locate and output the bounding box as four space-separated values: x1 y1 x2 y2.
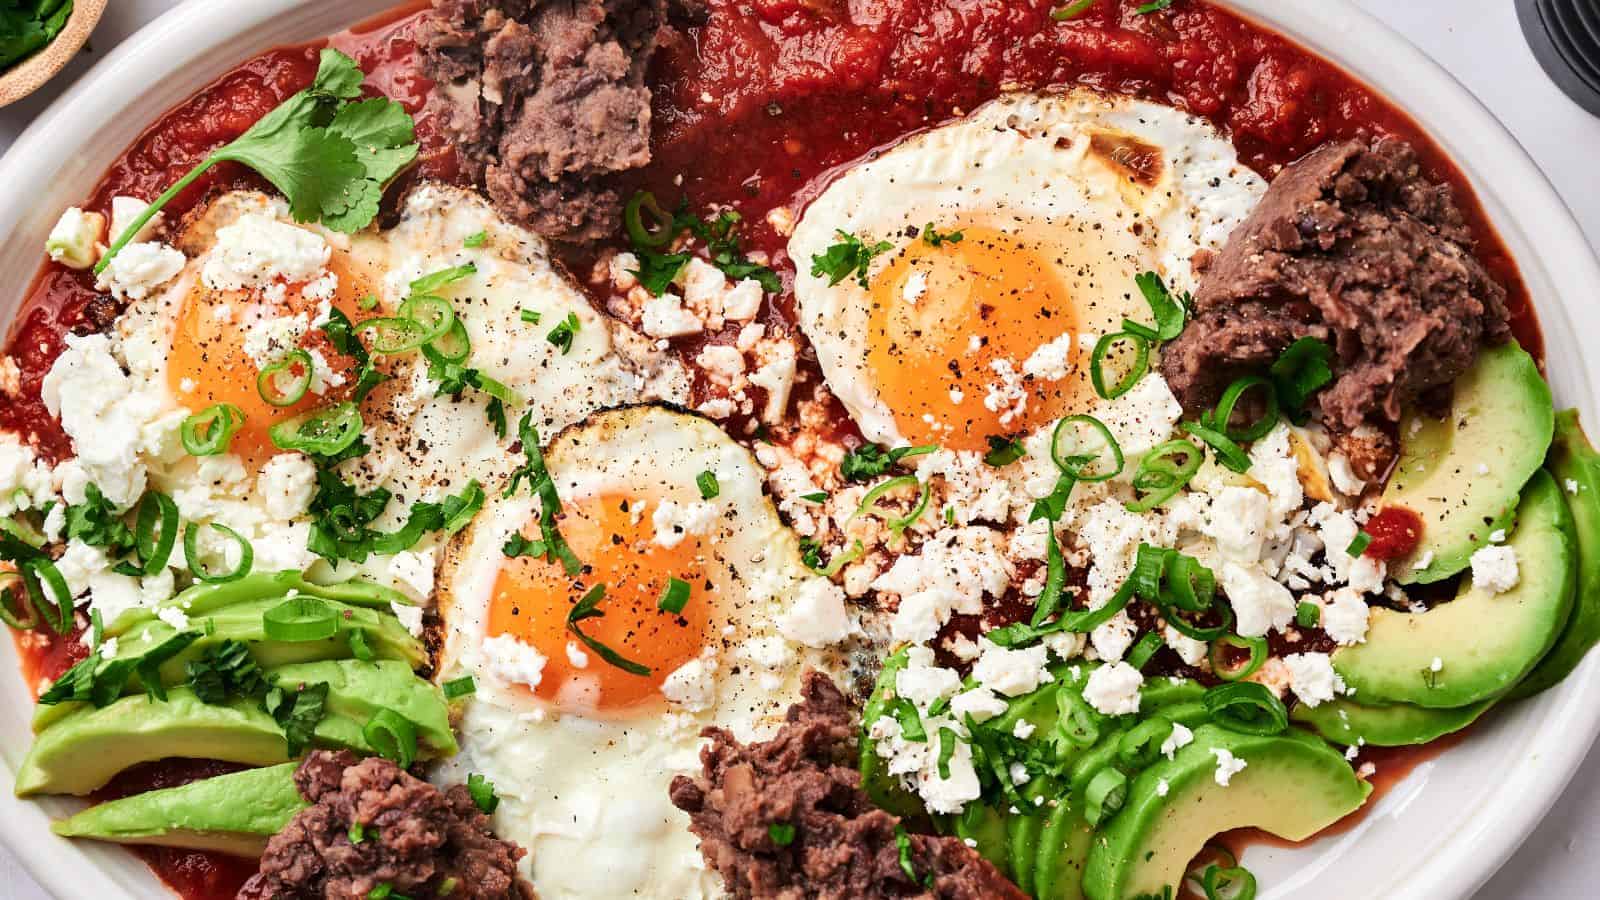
696 471 720 499
624 191 677 248
397 294 457 345
1295 601 1321 628
428 317 472 364
657 577 691 615
1052 414 1124 482
1127 631 1165 670
443 676 476 700
256 349 315 408
1056 688 1101 747
1181 420 1251 473
1125 439 1204 512
357 316 432 355
1084 767 1128 825
22 558 71 633
269 402 363 457
1118 717 1174 767
262 596 339 642
1201 864 1258 900
1162 597 1233 642
1159 553 1216 613
181 404 246 457
1051 0 1097 20
363 707 418 768
1210 634 1267 682
1205 376 1279 443
1090 330 1150 400
183 523 253 584
1204 682 1289 736
134 491 179 575
1130 543 1172 600
853 475 930 536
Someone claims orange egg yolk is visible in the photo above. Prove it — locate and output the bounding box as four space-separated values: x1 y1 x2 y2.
866 225 1091 450
166 254 374 467
485 493 714 716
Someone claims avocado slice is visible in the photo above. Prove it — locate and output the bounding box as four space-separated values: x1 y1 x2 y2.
1008 778 1055 895
1334 469 1577 708
35 596 426 732
1291 697 1491 747
858 648 927 819
1509 411 1600 699
105 571 413 637
954 801 1012 878
1382 341 1554 584
17 660 450 796
51 763 304 856
1034 797 1094 900
1081 725 1370 900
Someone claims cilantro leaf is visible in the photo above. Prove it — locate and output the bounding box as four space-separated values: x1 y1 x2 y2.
319 308 386 403
326 97 420 185
63 483 135 556
467 773 499 814
262 680 330 757
839 443 937 483
811 230 893 289
1132 271 1188 341
504 414 582 576
566 584 652 676
983 435 1026 467
631 250 691 296
546 312 580 355
921 223 965 247
185 639 269 704
1270 336 1335 414
501 532 547 559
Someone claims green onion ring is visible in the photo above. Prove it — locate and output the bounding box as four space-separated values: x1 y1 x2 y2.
1029 533 1068 628
256 349 314 408
1210 634 1268 682
180 404 246 457
1055 688 1101 747
22 558 71 633
356 316 432 355
1206 376 1279 443
428 318 472 363
624 191 677 248
184 522 254 585
268 402 363 457
1204 681 1289 736
1159 553 1216 613
853 476 930 536
472 373 521 406
816 540 864 578
1051 0 1097 21
0 572 39 631
262 596 339 642
1181 420 1252 473
1127 631 1166 670
1051 414 1125 482
1201 864 1258 900
1162 595 1233 642
1084 767 1128 826
397 294 456 345
363 707 419 768
0 514 45 549
135 492 179 575
1090 330 1151 400
1130 543 1172 600
1125 439 1204 512
1118 717 1175 768
1056 578 1135 633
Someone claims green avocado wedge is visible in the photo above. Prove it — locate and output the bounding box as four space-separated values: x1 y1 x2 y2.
103 571 413 637
51 763 305 856
1291 697 1492 747
1508 411 1600 700
1335 469 1577 708
858 648 926 819
1033 797 1094 900
1081 725 1370 900
33 595 426 732
1382 341 1554 584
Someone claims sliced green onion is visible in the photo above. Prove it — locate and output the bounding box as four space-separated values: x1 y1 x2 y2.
1052 414 1124 482
1347 531 1372 557
1118 717 1174 768
409 263 476 296
1206 376 1279 443
181 404 245 457
256 349 314 408
262 596 339 642
1162 597 1233 642
1204 682 1288 736
1056 578 1134 633
1210 635 1267 682
1051 0 1097 20
0 513 45 548
1134 271 1187 341
937 727 957 780
1029 531 1068 628
1136 0 1176 15
1126 439 1204 512
397 294 457 345
1201 864 1258 900
1127 631 1165 670
22 558 71 633
1270 337 1335 413
363 707 418 768
429 317 472 363
1056 689 1101 747
134 492 179 575
853 475 930 536
1090 330 1150 400
657 577 691 615
1085 767 1128 825
464 230 487 248
1296 601 1321 628
269 402 363 457
1159 553 1216 613
443 676 476 700
357 316 432 354
349 628 375 661
768 822 797 847
519 308 541 325
183 522 253 584
890 697 927 742
983 435 1027 467
696 470 719 499
468 772 498 813
1130 543 1172 600
471 373 520 406
811 539 863 578
1182 420 1251 473
624 191 677 248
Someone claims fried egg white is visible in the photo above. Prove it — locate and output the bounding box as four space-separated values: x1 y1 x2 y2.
434 405 851 900
789 89 1266 452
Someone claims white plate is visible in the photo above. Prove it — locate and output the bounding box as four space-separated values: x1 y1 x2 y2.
1 1 1596 899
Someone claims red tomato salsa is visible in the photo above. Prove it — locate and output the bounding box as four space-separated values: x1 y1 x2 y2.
0 2 1541 898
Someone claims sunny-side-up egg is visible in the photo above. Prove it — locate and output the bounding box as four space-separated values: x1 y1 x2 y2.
433 405 855 900
788 88 1266 453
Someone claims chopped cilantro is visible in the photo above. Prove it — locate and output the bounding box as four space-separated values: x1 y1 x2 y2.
546 312 580 355
567 584 652 676
504 413 582 575
262 680 330 757
185 639 269 705
63 483 135 557
657 577 691 615
800 491 827 503
630 249 692 296
1270 336 1335 416
839 442 936 482
768 823 797 847
696 470 720 500
467 772 499 814
811 230 893 289
320 308 387 403
983 435 1027 467
921 223 965 247
463 230 487 248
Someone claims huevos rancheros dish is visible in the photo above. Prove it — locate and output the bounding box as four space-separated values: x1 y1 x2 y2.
1 2 1594 899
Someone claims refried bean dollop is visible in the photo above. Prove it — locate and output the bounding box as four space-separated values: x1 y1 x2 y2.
669 671 1026 900
420 0 669 243
1161 138 1512 431
238 751 533 900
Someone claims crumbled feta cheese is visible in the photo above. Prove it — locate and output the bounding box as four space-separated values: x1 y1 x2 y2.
258 453 318 519
1082 661 1143 716
155 606 191 632
661 652 721 712
917 735 983 814
1320 588 1371 645
1156 779 1170 797
1218 561 1295 637
1022 333 1077 382
722 280 763 321
45 207 105 269
983 359 1028 426
1212 748 1247 786
695 344 746 385
1012 719 1037 740
1488 529 1507 544
641 293 703 338
1207 486 1270 563
875 526 1012 643
0 433 55 515
1095 372 1183 455
1429 656 1444 672
1327 452 1367 497
1089 610 1138 662
565 640 590 669
1160 722 1194 759
1076 499 1177 609
110 196 163 246
483 633 547 688
389 601 424 638
749 343 798 424
609 251 640 290
896 647 961 706
97 242 186 301
973 641 1051 697
253 522 319 573
1469 545 1519 594
386 547 437 603
950 686 1009 723
40 333 167 509
651 499 717 549
201 213 331 291
776 577 853 647
1566 478 1581 495
1163 627 1209 666
1283 652 1345 707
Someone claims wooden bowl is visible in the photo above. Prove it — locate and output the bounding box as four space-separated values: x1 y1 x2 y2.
0 0 109 109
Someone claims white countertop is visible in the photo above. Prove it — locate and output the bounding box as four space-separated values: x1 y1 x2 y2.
1 0 1596 897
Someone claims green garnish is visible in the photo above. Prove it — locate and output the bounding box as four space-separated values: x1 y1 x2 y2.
97 50 417 274
467 773 498 814
0 2 74 73
442 676 476 700
696 470 720 499
39 630 200 706
811 230 893 289
1199 864 1258 900
262 596 339 643
504 413 581 575
185 639 269 704
64 483 134 557
768 822 797 847
567 584 652 676
1052 414 1125 482
839 442 936 482
363 707 419 768
1090 330 1151 400
1347 531 1372 557
181 404 247 457
1127 631 1165 670
1028 473 1077 523
1203 376 1279 443
1125 439 1204 513
519 308 541 325
890 697 926 742
894 824 924 886
1210 634 1268 682
1204 681 1288 736
320 308 387 403
463 230 487 248
256 350 314 408
183 522 253 584
1130 271 1189 341
657 577 691 615
1270 336 1335 417
1296 601 1321 628
546 312 580 355
799 538 863 577
1181 419 1252 474
920 223 964 247
936 727 958 780
348 821 367 844
630 249 691 296
1085 767 1129 825
349 628 375 661
800 491 827 503
983 435 1026 467
262 680 330 756
1051 0 1096 20
269 401 363 458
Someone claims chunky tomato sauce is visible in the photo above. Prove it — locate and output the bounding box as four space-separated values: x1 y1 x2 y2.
1 1 1546 897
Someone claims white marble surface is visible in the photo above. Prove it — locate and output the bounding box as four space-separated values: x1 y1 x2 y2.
0 0 1596 897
